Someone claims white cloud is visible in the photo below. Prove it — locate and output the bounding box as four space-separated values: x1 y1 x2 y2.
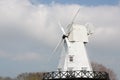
0 0 120 60
0 0 120 47
93 27 120 46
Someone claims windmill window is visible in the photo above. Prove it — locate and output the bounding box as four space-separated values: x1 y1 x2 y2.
69 56 74 62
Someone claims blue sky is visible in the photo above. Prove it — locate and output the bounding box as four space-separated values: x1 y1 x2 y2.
30 0 120 5
0 0 120 80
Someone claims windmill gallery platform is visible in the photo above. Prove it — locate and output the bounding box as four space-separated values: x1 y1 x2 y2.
43 70 110 80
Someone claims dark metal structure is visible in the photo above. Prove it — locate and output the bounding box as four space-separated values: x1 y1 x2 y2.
43 70 110 80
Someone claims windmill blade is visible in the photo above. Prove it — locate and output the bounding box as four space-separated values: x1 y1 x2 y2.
64 37 70 48
85 23 95 35
47 38 63 62
57 42 66 69
51 38 63 56
58 22 71 48
58 22 66 35
71 8 80 24
67 8 80 33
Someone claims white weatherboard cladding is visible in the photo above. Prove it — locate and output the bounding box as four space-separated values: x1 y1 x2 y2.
58 23 92 72
68 24 88 43
64 42 92 71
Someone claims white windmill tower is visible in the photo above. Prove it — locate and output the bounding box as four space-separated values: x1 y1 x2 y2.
57 23 94 72
55 9 94 72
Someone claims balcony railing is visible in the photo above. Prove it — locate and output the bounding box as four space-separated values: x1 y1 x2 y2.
43 70 109 80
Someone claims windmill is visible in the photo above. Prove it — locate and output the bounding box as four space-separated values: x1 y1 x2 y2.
57 23 93 72
50 8 94 72
43 8 110 80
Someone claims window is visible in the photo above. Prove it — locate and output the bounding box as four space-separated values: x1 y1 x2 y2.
69 55 74 62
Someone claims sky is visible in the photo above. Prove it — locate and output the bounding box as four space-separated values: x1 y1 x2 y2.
0 0 120 79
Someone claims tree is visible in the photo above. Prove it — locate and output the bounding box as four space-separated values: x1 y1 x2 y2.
0 77 13 80
17 72 43 80
91 62 117 80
